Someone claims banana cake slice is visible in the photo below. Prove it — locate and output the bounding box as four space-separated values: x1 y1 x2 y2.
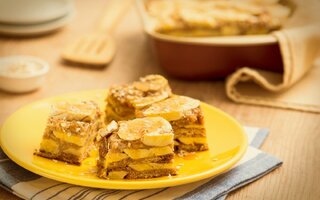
35 101 102 165
137 95 208 152
97 117 176 179
105 74 172 123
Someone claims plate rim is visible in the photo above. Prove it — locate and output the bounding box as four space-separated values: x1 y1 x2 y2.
0 89 248 189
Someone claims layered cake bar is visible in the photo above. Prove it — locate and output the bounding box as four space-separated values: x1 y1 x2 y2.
97 117 177 179
105 74 172 123
137 95 208 152
35 101 102 165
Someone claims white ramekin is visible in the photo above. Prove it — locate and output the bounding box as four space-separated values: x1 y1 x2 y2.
0 56 49 93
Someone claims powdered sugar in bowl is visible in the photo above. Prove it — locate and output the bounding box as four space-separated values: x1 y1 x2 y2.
0 56 49 93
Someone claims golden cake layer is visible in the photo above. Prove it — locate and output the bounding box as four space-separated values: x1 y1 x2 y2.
137 95 209 152
97 117 177 179
146 0 291 36
35 101 102 165
105 74 172 123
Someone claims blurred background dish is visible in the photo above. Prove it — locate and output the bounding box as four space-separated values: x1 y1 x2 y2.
0 0 74 36
145 0 290 37
0 10 74 36
150 37 283 80
137 0 291 79
0 0 73 25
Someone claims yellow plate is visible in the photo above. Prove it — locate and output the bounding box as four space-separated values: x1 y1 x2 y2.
0 89 247 189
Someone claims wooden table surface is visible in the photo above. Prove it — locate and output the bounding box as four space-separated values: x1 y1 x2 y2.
1 0 319 199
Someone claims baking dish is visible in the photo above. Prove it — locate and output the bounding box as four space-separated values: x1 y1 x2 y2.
136 0 284 80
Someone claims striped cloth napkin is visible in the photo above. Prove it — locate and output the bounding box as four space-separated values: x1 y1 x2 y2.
226 0 320 113
0 127 282 200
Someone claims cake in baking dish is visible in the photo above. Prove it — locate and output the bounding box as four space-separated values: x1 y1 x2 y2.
146 0 291 36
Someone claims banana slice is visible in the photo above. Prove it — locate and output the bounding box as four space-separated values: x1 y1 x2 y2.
123 146 172 159
140 95 200 121
104 152 129 166
107 171 128 179
133 74 169 92
142 133 174 147
132 93 169 108
117 117 173 141
131 75 171 108
97 120 118 141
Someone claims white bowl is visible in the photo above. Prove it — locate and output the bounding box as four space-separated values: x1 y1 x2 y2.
0 0 73 25
0 10 74 36
0 56 49 93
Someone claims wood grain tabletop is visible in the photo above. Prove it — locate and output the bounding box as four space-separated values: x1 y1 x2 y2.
0 0 319 199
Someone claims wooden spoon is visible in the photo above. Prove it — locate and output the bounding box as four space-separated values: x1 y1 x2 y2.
62 0 133 66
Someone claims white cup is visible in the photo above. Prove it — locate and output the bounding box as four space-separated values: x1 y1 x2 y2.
0 0 73 24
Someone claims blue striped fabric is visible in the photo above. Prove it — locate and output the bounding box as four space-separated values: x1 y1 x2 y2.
0 127 282 200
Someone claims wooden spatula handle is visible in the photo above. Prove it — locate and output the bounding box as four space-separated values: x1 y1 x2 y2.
97 0 134 33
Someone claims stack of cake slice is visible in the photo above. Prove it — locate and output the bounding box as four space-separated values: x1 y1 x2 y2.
137 95 208 152
35 101 102 165
105 75 172 123
97 117 177 179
